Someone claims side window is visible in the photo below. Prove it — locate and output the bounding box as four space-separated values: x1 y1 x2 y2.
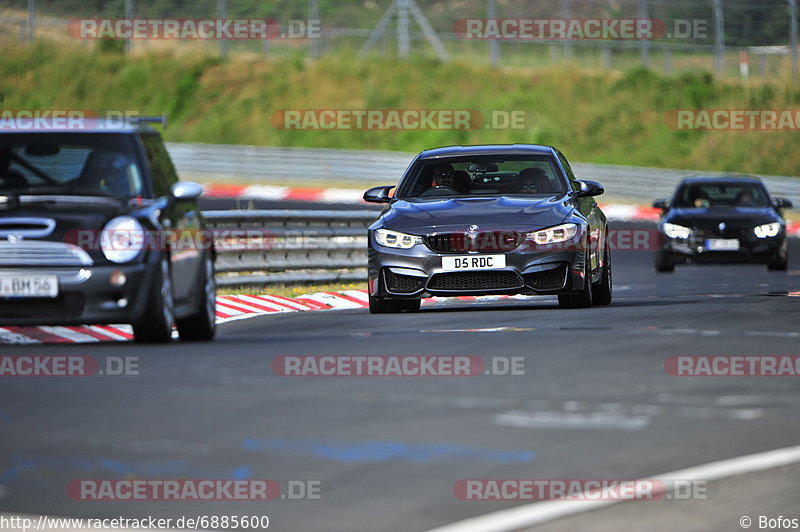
557 151 580 193
140 134 178 197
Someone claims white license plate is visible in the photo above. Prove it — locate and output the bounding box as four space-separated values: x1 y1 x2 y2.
705 238 740 251
441 254 506 271
0 275 58 298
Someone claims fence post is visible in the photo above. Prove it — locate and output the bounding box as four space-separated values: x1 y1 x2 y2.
487 0 498 66
27 0 35 43
789 0 798 80
639 0 650 69
602 46 611 69
218 0 228 58
712 0 725 75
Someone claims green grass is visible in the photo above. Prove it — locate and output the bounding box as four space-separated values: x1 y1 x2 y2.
2 42 799 176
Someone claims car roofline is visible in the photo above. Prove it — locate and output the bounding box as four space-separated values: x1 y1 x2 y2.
417 144 556 159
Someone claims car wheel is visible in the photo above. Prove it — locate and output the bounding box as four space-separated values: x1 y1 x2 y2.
767 250 788 271
654 249 674 272
133 255 175 343
176 252 217 341
369 296 420 314
558 253 593 309
592 249 612 306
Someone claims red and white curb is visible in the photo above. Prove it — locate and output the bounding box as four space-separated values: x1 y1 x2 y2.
0 290 544 345
202 184 800 235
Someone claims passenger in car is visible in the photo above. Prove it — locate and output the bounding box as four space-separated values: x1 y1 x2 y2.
517 167 549 193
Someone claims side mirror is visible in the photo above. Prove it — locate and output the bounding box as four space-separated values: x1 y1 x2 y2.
652 199 669 211
773 197 793 210
363 185 394 204
575 180 604 198
170 181 203 202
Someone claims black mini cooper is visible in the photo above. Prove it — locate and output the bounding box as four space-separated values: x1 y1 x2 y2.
0 118 215 342
364 144 611 313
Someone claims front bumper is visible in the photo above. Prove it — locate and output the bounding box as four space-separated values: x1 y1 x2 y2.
368 241 590 299
0 262 154 326
660 233 786 265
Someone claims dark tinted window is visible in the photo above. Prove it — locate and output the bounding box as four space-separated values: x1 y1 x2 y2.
397 155 567 199
673 183 769 208
0 133 144 197
140 133 178 197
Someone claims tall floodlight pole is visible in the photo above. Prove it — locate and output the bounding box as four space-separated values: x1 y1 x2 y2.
712 0 725 75
218 0 228 58
27 0 35 43
789 0 798 80
309 0 320 60
639 0 650 69
124 0 133 54
398 0 410 57
488 0 499 66
560 0 571 59
360 0 448 60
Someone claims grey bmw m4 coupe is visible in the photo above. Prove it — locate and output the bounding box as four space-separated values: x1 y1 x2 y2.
364 144 611 313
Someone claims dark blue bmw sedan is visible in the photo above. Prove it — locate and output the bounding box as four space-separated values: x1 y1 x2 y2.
363 144 611 313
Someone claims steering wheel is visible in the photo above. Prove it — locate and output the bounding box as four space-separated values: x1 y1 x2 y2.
422 185 459 197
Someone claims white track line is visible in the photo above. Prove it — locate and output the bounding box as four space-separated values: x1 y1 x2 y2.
427 443 800 532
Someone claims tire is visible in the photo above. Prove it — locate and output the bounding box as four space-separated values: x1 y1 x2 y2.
133 255 175 343
558 253 593 309
592 249 612 306
767 250 788 271
177 252 217 341
654 249 675 272
369 296 420 314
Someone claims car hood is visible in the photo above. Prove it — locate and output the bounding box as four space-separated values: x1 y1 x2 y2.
664 206 781 228
0 194 158 247
379 196 573 233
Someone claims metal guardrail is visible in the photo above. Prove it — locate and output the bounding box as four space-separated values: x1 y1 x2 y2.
168 143 800 207
203 209 378 287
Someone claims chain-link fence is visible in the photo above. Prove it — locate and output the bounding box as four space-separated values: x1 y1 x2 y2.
0 0 798 79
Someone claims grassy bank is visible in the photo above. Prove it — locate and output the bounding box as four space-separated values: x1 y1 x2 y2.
2 43 799 176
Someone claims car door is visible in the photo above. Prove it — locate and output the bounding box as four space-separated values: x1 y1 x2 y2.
557 150 606 274
140 133 201 304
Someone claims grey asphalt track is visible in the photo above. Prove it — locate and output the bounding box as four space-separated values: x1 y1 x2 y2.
1 222 799 532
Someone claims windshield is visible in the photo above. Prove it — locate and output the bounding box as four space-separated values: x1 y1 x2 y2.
0 133 145 197
397 155 568 199
672 182 769 208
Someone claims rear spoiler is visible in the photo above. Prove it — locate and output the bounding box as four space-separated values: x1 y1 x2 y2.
129 115 168 130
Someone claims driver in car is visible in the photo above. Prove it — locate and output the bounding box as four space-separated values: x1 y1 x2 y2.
421 164 459 196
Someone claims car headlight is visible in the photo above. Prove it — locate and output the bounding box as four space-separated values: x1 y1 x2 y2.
663 223 691 239
375 228 421 249
101 216 145 263
526 223 579 245
754 222 781 238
